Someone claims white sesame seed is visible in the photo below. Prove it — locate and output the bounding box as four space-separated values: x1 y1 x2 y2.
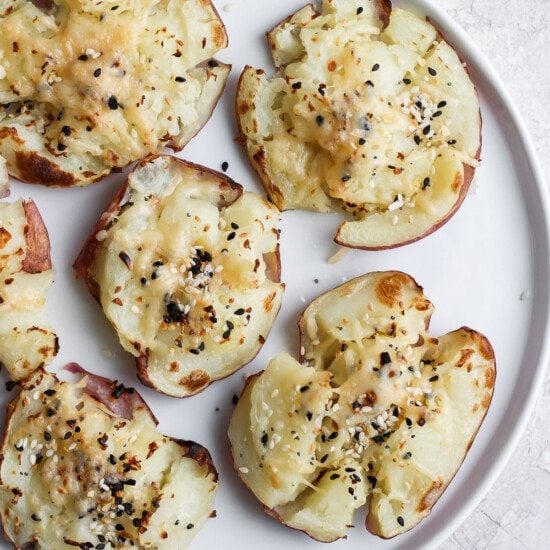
239 467 249 474
33 391 40 400
30 454 36 465
68 442 77 451
332 404 340 412
87 490 95 498
30 439 37 449
129 434 137 443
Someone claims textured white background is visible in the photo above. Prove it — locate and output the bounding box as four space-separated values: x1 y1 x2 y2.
437 1 550 548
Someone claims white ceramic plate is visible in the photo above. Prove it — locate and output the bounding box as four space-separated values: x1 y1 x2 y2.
1 1 549 548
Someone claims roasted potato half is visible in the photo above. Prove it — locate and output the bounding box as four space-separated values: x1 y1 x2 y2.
237 0 481 249
229 272 496 541
74 155 284 397
0 198 58 380
0 0 229 186
0 366 218 548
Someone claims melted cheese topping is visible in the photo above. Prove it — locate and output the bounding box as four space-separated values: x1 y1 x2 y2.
91 157 284 397
238 2 481 247
0 199 57 380
0 0 228 182
0 370 218 548
229 272 495 541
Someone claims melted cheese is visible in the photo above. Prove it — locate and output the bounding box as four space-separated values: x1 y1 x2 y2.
0 0 228 183
229 272 495 541
89 156 284 397
0 370 218 548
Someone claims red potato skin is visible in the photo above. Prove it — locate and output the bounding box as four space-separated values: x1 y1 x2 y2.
21 200 51 273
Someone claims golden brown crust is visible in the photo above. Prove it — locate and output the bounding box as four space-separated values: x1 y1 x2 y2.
14 151 78 187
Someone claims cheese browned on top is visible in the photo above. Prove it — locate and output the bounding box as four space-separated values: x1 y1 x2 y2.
0 198 58 380
0 0 229 186
74 155 284 397
229 272 496 541
237 0 481 249
0 368 218 549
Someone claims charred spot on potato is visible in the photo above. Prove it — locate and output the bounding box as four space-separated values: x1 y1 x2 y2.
178 370 210 392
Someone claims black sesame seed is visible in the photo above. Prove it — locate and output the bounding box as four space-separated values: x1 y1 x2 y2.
432 110 442 117
380 351 392 365
403 451 412 460
365 80 374 87
403 77 412 84
429 375 439 382
140 277 147 285
57 143 67 151
43 431 52 442
175 76 186 82
5 381 16 391
448 139 457 145
47 408 56 417
115 523 124 531
96 545 105 550
330 473 340 480
318 85 326 96
109 454 117 465
328 431 338 440
315 115 324 126
107 96 119 110
232 394 239 405
227 232 236 241
86 125 92 132
405 417 412 427
78 54 88 61
422 177 431 190
189 348 200 355
226 321 234 330
437 101 447 108
358 137 366 145
132 518 141 527
207 60 219 68
397 516 405 527
187 523 194 530
348 487 355 496
93 68 102 78
291 81 302 90
372 63 380 72
111 384 125 399
221 161 229 172
418 417 426 426
428 67 437 76
61 125 71 136
299 386 309 393
234 308 245 315
341 175 351 182
261 433 268 446
423 125 431 136
356 7 364 14
305 411 313 421
320 454 329 463
367 475 377 487
31 513 41 521
414 134 422 145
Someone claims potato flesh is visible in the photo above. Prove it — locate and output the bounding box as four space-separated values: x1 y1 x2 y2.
0 0 229 184
0 199 57 380
230 272 495 541
239 3 481 247
0 370 217 548
91 157 284 397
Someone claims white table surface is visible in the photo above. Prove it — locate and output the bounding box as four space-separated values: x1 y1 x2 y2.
436 1 550 548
